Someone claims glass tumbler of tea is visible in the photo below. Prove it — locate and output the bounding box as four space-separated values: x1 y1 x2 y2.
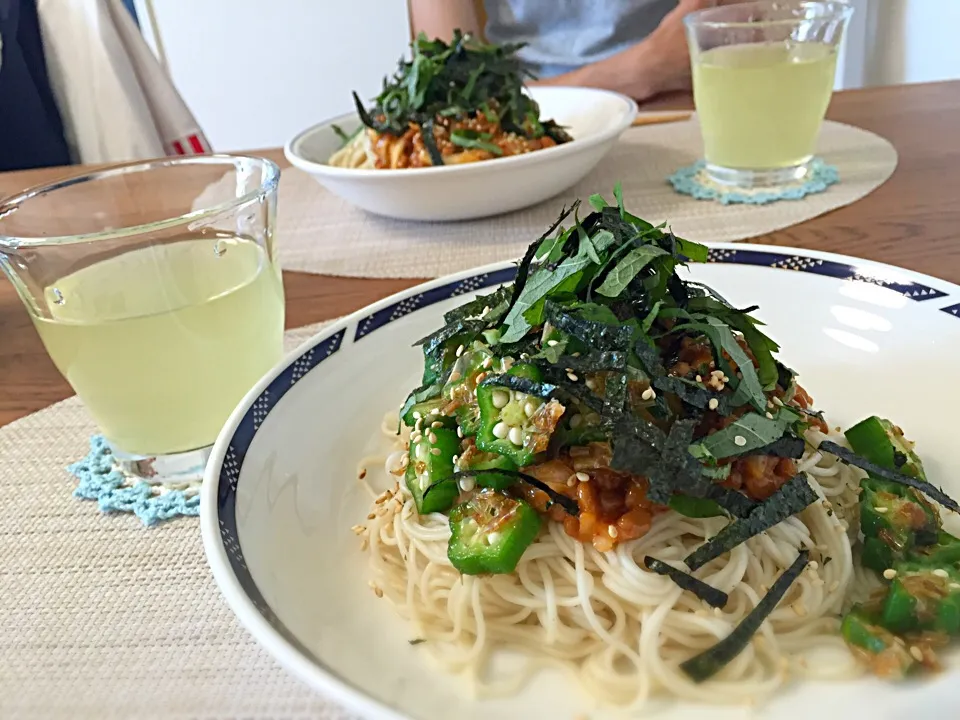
684 0 853 188
0 156 285 482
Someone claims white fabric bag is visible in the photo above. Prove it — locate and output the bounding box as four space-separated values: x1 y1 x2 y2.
36 0 211 163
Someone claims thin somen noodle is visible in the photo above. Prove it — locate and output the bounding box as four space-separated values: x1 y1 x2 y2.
358 418 865 707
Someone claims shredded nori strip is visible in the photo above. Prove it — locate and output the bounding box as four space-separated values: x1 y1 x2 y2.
818 440 960 513
546 304 634 352
743 435 806 460
644 557 729 609
633 338 666 378
420 118 445 167
643 418 703 505
414 317 486 357
479 373 606 414
702 484 757 519
443 286 512 324
685 474 818 570
680 550 809 682
434 468 580 516
398 382 441 423
652 376 732 416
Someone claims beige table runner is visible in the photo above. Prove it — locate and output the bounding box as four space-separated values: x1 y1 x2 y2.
276 119 898 279
0 323 356 720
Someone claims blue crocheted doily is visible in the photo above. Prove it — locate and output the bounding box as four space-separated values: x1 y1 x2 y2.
668 158 839 205
69 435 200 526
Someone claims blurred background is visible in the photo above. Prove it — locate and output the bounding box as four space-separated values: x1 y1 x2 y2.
135 0 960 151
5 0 960 160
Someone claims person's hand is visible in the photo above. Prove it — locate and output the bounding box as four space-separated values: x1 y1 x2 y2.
638 0 719 97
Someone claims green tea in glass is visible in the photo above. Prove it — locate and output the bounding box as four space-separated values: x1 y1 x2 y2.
685 1 853 187
0 156 285 482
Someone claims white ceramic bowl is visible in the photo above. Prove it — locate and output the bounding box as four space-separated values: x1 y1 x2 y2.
283 86 637 222
202 245 960 720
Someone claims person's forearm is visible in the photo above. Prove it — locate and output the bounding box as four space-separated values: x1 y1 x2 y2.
532 39 670 102
408 0 482 41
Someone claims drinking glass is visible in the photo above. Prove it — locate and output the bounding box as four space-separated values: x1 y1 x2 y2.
685 0 853 187
0 156 285 483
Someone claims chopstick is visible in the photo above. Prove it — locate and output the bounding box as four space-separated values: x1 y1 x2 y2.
631 112 693 127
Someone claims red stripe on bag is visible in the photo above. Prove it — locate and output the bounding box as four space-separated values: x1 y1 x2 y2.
188 135 205 154
173 140 185 155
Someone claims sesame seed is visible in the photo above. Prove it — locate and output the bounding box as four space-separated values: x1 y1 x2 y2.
448 371 462 382
566 477 576 487
641 387 656 401
910 646 924 662
765 412 774 420
410 433 422 444
427 432 437 444
734 435 747 447
576 472 590 482
369 581 383 598
695 375 703 383
883 568 897 580
547 340 559 347
351 524 366 535
707 398 719 410
482 357 493 369
586 379 597 390
375 491 392 505
459 477 476 492
457 426 464 438
431 420 443 428
933 568 949 578
367 512 376 520
413 411 422 420
608 525 619 539
491 389 510 409
567 372 579 382
430 448 442 456
475 372 488 383
430 408 441 416
452 455 459 464
358 468 367 480
455 344 464 357
875 507 888 513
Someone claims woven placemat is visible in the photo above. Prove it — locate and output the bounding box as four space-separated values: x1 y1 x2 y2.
276 119 898 279
0 322 357 720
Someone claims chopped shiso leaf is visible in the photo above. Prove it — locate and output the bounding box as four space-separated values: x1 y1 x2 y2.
819 441 960 513
354 31 570 143
644 557 729 609
685 474 818 570
680 551 809 682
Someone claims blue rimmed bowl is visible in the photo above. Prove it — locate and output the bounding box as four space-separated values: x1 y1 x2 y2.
201 244 960 720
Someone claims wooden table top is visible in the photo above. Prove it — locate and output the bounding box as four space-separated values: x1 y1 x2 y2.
2 80 959 429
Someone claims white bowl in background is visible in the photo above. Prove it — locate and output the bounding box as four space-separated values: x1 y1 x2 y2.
202 244 960 720
284 86 637 222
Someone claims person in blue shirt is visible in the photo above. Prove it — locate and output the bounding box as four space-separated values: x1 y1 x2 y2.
409 0 724 102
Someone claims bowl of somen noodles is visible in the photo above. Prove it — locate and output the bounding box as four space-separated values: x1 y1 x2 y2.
284 32 636 222
202 187 960 719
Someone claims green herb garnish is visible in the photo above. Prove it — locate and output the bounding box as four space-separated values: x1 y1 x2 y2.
353 30 570 144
